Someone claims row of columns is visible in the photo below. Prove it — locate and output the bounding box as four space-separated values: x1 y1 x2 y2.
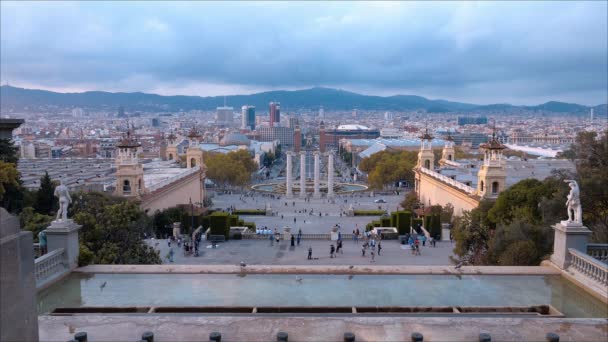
285 150 334 199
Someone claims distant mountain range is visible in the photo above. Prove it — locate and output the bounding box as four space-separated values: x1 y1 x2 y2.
1 85 605 116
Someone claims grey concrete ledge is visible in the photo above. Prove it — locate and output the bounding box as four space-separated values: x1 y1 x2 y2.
39 315 608 342
75 264 561 275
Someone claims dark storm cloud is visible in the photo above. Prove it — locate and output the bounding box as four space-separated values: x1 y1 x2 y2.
1 1 606 104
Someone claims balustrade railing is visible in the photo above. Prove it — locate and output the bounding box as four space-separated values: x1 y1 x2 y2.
419 167 476 194
34 248 68 288
568 248 608 287
586 244 608 263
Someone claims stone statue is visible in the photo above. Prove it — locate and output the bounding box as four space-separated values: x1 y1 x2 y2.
54 179 72 221
564 179 582 224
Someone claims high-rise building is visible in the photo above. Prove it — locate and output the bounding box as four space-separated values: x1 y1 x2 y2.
319 106 324 119
72 108 85 118
257 126 294 147
458 116 488 125
384 111 394 121
352 109 357 119
288 115 298 129
241 105 256 130
216 106 234 124
590 108 594 121
269 102 281 127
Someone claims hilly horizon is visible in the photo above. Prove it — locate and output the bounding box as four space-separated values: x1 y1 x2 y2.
0 85 605 115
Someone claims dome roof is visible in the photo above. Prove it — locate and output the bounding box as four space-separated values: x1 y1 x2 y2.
337 124 369 130
220 133 250 146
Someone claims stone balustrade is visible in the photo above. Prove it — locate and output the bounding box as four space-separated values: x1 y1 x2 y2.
418 167 476 194
34 248 68 289
586 243 608 263
568 248 608 287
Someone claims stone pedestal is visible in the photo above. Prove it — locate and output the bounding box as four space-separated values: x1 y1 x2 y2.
172 222 181 239
46 219 82 269
286 152 293 198
0 208 39 342
327 152 334 198
283 227 292 241
550 221 591 270
299 152 307 198
313 151 321 199
330 225 339 241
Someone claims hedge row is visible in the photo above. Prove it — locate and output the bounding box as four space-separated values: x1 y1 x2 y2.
233 209 266 215
353 210 387 216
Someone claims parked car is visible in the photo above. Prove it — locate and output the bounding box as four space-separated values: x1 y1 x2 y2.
374 199 387 203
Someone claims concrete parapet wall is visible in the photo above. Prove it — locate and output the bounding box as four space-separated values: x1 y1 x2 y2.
39 315 608 342
75 264 560 276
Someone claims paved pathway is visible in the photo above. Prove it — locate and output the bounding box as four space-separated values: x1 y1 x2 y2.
211 193 405 234
147 238 456 266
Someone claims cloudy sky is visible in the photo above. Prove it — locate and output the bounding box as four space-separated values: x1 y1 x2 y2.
1 1 606 105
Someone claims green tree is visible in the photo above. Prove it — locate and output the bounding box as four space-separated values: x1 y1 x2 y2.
451 200 494 264
487 178 556 225
205 150 258 188
360 150 417 190
400 191 420 212
19 206 53 242
0 138 25 213
70 192 161 266
498 240 538 266
0 138 19 164
441 203 454 223
486 218 553 266
563 130 608 242
0 161 19 202
34 171 58 215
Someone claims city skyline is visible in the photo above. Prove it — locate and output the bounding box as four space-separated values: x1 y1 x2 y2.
1 1 607 105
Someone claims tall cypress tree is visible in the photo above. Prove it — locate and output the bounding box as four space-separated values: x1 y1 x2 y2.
34 172 57 215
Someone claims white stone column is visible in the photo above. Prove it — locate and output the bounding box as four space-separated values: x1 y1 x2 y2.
286 151 293 198
327 151 334 198
313 151 321 199
299 151 306 198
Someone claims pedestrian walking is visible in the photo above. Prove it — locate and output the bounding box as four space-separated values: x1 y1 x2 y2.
370 250 375 263
362 245 366 257
291 235 295 246
296 234 301 246
378 242 382 256
308 246 313 260
330 244 336 258
269 233 274 246
337 240 343 254
421 235 426 247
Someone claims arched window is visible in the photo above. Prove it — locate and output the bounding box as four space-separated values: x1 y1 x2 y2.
480 180 484 192
492 181 499 194
138 179 142 191
168 153 173 160
123 180 131 193
448 154 452 161
424 159 430 169
190 158 196 167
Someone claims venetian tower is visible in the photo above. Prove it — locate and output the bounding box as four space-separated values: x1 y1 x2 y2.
440 134 455 165
477 131 507 198
165 130 179 163
417 128 435 169
115 130 145 197
186 127 203 168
